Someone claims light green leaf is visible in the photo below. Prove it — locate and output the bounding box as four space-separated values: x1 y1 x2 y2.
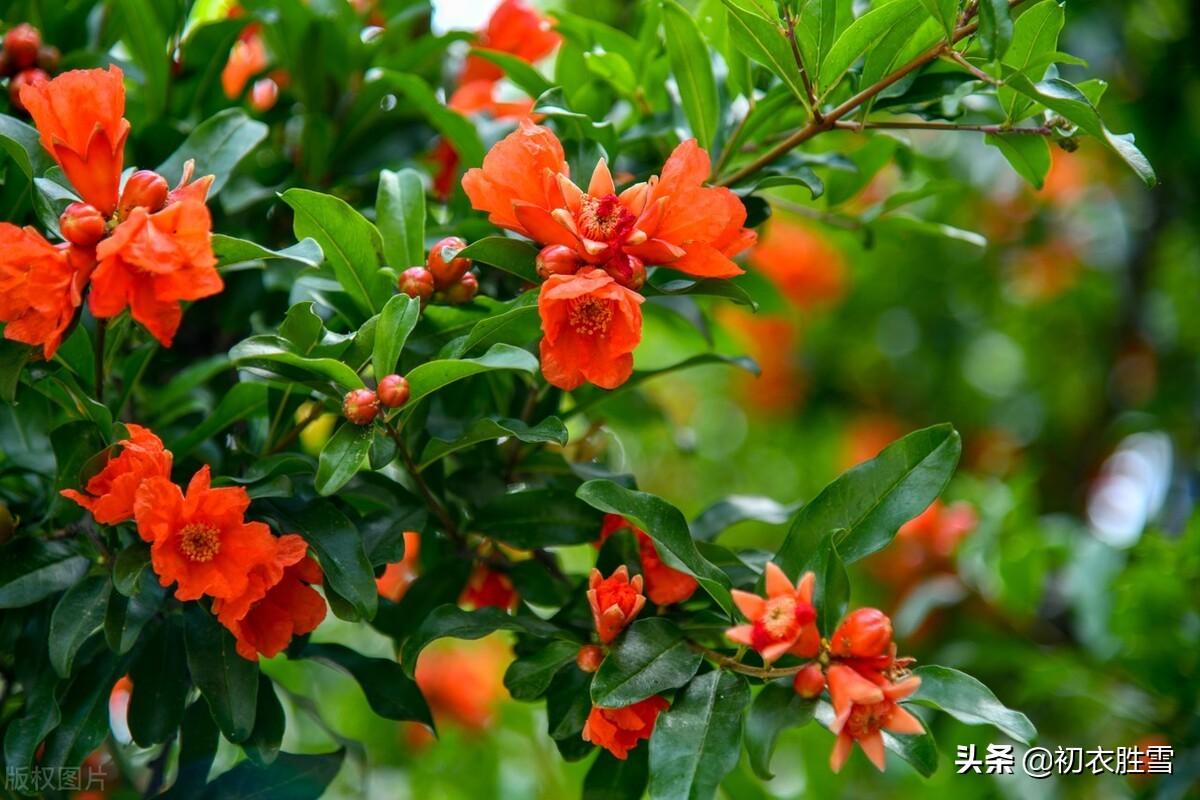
986 133 1052 188
911 665 1037 744
158 109 268 197
377 169 426 270
662 0 720 150
372 294 420 376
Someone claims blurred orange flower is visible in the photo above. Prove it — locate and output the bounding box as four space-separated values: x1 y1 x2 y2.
222 29 269 101
376 531 422 602
414 637 511 734
841 414 905 471
718 307 804 414
538 267 643 390
460 0 559 85
61 423 172 525
0 224 88 358
460 563 518 611
749 219 846 308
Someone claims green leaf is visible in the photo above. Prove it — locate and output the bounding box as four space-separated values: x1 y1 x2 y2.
115 0 170 118
40 650 125 769
256 497 377 622
977 0 1014 60
230 335 364 392
302 643 433 727
0 114 52 179
377 169 426 270
744 679 816 779
661 0 720 149
721 0 810 106
0 539 89 609
418 415 568 470
775 424 962 571
129 617 189 746
401 606 573 677
648 671 750 800
243 675 285 766
798 532 849 635
168 382 269 456
378 71 486 167
475 488 602 548
315 422 375 496
643 277 758 308
49 574 110 677
372 294 421 377
566 354 759 418
504 640 581 701
457 237 540 284
998 0 1064 118
212 235 324 269
440 292 540 358
158 109 268 197
184 603 259 743
576 481 734 615
919 0 960 40
986 132 1052 188
585 747 649 800
813 700 938 776
820 0 922 94
911 665 1037 744
0 340 33 402
370 560 473 643
546 665 594 755
590 618 703 707
159 699 219 800
691 495 798 541
470 47 554 98
202 750 345 800
282 188 392 319
402 344 540 411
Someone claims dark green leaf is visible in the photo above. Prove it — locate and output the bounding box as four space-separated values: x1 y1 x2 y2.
315 422 375 496
159 699 220 800
115 0 169 117
457 236 540 283
475 488 602 548
986 132 1052 188
230 335 364 391
184 604 259 743
691 495 799 541
40 650 124 769
168 382 269 457
591 618 703 707
744 679 816 779
648 671 750 800
202 750 345 800
402 344 540 411
721 0 810 106
0 113 52 178
418 415 567 469
158 109 268 197
49 574 110 678
378 71 486 167
0 539 89 608
243 675 286 766
910 665 1037 744
401 605 573 677
372 294 421 377
302 642 433 728
129 617 189 746
799 532 849 635
504 640 580 701
585 747 649 800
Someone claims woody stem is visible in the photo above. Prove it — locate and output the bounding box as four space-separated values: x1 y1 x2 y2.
687 641 809 680
383 419 462 544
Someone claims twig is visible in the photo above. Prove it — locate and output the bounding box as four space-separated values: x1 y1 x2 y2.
266 400 325 455
383 419 462 543
782 5 821 119
942 49 1000 85
833 120 1053 135
687 641 809 680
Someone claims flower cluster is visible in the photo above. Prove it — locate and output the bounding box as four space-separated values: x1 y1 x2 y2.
727 563 924 772
597 514 698 606
463 122 755 390
0 67 222 357
1 23 59 111
62 425 326 660
398 236 479 307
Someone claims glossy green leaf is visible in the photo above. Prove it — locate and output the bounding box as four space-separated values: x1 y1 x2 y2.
820 0 922 94
315 422 375 496
799 532 849 635
457 236 540 283
184 604 259 743
402 344 539 410
998 0 1064 118
590 618 703 707
158 109 268 197
303 643 433 727
40 650 125 769
212 235 324 269
49 574 110 678
160 699 220 800
911 665 1037 744
168 382 269 456
585 747 649 800
128 617 189 746
243 675 285 766
377 168 426 270
661 0 720 149
977 0 1014 60
230 335 365 391
775 424 962 571
744 679 816 779
0 114 52 179
722 0 810 105
0 540 89 609
202 749 345 799
475 488 602 548
418 415 568 470
986 132 1052 188
919 0 960 40
401 605 573 677
372 294 421 377
648 671 750 800
504 640 581 701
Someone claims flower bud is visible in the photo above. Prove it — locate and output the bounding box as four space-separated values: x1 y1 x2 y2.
119 170 169 217
397 266 435 306
427 236 471 288
443 271 478 305
587 566 646 644
59 202 107 248
576 644 604 673
535 244 582 281
36 45 59 72
4 24 41 70
604 254 645 290
830 607 893 660
342 388 379 425
377 374 410 408
250 78 279 112
8 68 47 111
792 662 826 699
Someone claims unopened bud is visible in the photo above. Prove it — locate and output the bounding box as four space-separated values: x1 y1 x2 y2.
535 244 582 281
119 170 169 217
576 644 604 673
397 267 435 306
443 271 478 305
250 78 279 112
4 24 41 70
793 662 825 699
59 202 107 248
36 45 59 72
342 388 379 425
376 374 410 408
604 254 645 290
830 608 893 660
427 236 471 288
8 68 47 111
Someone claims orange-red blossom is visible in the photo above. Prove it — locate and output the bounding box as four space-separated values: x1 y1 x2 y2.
597 514 698 606
61 424 172 524
726 562 819 664
582 696 669 760
587 565 646 644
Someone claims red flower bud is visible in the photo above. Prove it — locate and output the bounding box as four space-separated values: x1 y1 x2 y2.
576 644 604 673
8 68 47 111
587 566 646 644
4 24 41 70
793 662 826 699
59 202 107 248
535 244 582 281
830 607 893 660
377 374 410 408
397 267 435 306
444 272 478 305
604 254 645 290
427 236 471 288
250 78 279 112
119 170 169 217
342 388 379 425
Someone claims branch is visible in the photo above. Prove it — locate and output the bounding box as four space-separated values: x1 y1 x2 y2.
716 0 1031 188
782 4 821 119
942 49 1000 85
688 641 810 680
833 120 1054 135
383 419 462 543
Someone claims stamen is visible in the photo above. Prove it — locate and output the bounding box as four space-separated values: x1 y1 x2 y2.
179 522 221 562
577 194 635 243
569 297 614 337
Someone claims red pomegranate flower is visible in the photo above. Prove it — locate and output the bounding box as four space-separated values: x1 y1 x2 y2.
133 466 279 602
61 424 172 525
587 565 646 644
582 696 669 760
460 0 560 85
19 66 130 216
726 562 819 664
463 121 756 280
598 515 698 606
538 268 643 390
0 224 89 358
828 674 924 772
460 563 519 611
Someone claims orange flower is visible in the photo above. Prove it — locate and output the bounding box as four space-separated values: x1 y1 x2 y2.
717 307 804 414
459 563 518 611
587 565 646 643
582 696 669 760
748 219 846 309
449 79 536 121
726 563 818 664
0 224 89 358
222 29 269 100
19 66 130 216
538 268 643 390
414 637 511 732
828 674 923 772
215 540 327 660
133 466 278 601
598 514 697 605
91 185 221 346
61 424 172 525
463 122 755 279
376 531 422 602
830 608 893 661
460 0 560 85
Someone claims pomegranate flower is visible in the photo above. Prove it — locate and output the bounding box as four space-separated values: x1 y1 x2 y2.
463 121 756 280
587 565 646 644
582 696 669 760
598 514 698 605
538 267 643 390
0 224 89 358
726 562 818 664
828 674 924 772
61 424 172 525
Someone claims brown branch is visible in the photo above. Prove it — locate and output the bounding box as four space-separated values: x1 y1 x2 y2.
943 49 1000 85
833 120 1053 135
